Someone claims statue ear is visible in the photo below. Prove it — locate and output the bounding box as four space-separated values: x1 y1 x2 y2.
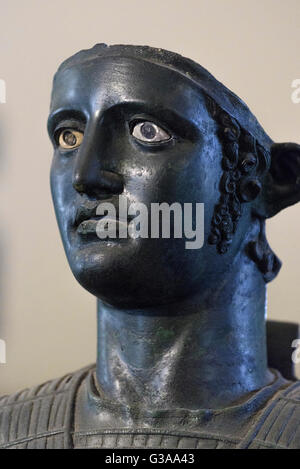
257 142 300 218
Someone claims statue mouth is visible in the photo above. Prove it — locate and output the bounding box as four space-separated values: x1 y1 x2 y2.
77 217 129 238
74 200 105 227
74 199 133 239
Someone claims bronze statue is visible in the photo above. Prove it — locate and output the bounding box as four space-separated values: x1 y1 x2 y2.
1 44 300 449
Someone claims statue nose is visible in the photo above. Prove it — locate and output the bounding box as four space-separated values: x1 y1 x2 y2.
73 168 124 198
71 121 124 198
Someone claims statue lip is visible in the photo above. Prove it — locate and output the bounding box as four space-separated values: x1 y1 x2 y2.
74 199 134 236
74 201 103 227
77 217 129 237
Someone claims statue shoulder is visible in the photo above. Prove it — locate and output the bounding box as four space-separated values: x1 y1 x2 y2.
245 379 300 449
0 365 93 449
280 380 300 448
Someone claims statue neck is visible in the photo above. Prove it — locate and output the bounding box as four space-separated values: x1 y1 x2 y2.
96 253 273 410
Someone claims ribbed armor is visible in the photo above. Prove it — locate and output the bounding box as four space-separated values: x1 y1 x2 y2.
1 366 300 449
0 367 90 449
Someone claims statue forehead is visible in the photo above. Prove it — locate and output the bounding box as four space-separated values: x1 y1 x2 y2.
51 44 273 149
53 53 203 90
50 56 212 128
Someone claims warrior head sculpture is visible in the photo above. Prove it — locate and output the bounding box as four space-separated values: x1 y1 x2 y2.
1 45 300 449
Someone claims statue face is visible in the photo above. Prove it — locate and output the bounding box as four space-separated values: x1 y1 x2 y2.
48 57 250 307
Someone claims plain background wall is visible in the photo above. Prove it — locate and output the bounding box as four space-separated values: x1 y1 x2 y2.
0 0 299 394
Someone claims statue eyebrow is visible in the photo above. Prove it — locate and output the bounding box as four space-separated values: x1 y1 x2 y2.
47 109 87 135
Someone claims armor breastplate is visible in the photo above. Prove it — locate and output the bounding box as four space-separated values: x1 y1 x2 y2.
1 365 300 449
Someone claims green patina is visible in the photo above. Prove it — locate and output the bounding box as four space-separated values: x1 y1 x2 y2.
155 327 175 343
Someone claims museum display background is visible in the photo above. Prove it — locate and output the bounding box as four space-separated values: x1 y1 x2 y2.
0 0 299 394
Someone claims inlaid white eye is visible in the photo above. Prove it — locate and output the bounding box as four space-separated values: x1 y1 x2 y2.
131 121 171 143
58 129 84 150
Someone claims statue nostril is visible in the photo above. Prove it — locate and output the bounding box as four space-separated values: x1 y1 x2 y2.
72 171 124 197
73 182 85 193
100 170 124 194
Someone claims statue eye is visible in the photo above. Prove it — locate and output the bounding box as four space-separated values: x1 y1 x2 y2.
131 121 171 143
58 129 83 150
